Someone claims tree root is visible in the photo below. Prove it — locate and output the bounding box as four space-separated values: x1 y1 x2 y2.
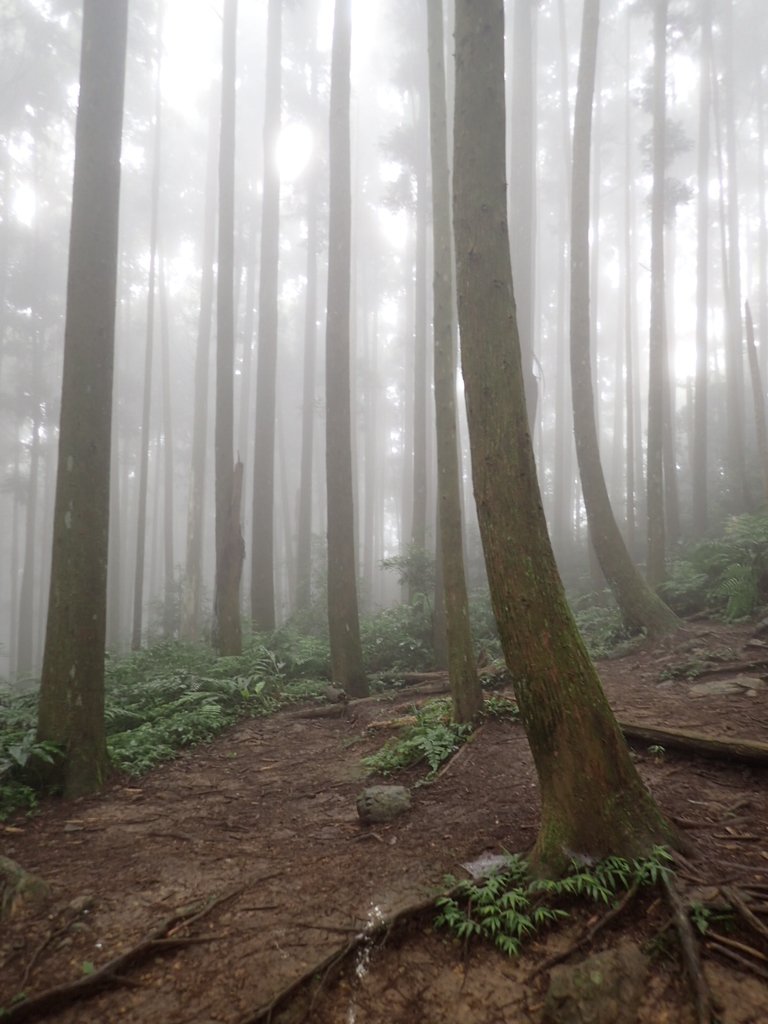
236 894 438 1024
661 873 714 1024
1 887 241 1023
528 880 640 981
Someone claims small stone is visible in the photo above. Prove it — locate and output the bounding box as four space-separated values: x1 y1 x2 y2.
356 785 411 824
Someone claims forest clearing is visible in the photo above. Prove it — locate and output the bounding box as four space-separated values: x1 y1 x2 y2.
2 620 768 1024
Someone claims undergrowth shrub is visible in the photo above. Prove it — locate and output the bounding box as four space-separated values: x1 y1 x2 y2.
660 513 768 620
436 847 673 957
362 698 474 778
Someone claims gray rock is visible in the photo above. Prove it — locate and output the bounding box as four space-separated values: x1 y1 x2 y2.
689 676 765 698
543 940 649 1024
356 785 411 824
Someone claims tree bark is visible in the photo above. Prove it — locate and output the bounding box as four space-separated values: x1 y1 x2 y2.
426 0 481 723
453 0 677 872
745 302 768 504
36 0 128 796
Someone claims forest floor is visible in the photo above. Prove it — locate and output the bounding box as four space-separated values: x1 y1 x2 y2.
2 619 768 1024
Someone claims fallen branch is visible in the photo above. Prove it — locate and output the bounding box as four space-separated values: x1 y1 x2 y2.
1 887 241 1023
617 720 768 768
434 726 484 780
661 873 714 1024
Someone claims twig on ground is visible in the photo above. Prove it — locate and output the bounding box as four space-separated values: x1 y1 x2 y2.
1 887 242 1024
720 885 768 943
661 873 714 1024
434 727 484 780
706 941 768 981
706 931 768 963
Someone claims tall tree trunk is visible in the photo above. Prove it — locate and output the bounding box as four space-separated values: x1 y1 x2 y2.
410 108 429 576
722 0 748 510
131 23 163 650
508 0 538 427
325 0 367 697
692 0 711 536
16 392 41 678
623 2 639 552
453 0 677 873
159 255 175 637
180 87 217 642
213 0 244 655
427 0 481 723
251 0 282 632
745 302 768 504
570 0 676 634
295 81 320 615
36 0 128 797
646 0 668 588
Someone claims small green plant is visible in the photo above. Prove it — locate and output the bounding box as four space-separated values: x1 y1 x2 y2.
362 699 473 778
435 847 673 957
482 695 519 720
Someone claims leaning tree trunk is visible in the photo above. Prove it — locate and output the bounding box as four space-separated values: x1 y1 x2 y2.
426 0 481 723
325 0 367 697
453 0 677 873
36 0 129 797
570 0 676 633
213 0 244 656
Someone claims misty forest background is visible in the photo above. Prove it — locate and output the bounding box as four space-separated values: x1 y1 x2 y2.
2 0 768 687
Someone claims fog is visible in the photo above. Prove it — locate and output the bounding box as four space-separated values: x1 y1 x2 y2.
1 0 766 680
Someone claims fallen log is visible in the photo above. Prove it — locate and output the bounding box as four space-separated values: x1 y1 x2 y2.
617 720 768 768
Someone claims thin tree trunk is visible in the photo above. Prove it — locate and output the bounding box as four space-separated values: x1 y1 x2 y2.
646 0 668 588
213 0 244 655
251 0 282 632
158 255 175 637
745 302 768 504
180 88 217 642
325 0 367 697
426 0 481 722
131 25 163 650
692 0 712 536
570 0 676 634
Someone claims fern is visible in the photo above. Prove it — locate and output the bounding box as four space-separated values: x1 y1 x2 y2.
436 847 672 957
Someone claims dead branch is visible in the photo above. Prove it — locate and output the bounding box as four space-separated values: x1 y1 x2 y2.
617 720 768 768
706 930 768 963
434 726 484 780
661 873 714 1024
1 887 241 1023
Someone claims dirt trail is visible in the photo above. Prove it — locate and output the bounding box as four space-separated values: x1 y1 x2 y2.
1 621 767 1023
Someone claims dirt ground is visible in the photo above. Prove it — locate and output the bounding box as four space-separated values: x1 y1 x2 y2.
2 620 768 1024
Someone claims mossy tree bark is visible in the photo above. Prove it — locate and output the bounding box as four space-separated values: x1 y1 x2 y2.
36 0 129 797
325 0 367 698
570 0 677 632
426 0 481 723
453 0 677 872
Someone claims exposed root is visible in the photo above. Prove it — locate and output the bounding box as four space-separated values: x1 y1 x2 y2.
528 880 640 980
661 873 714 1024
236 895 437 1024
1 887 241 1023
720 885 768 943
